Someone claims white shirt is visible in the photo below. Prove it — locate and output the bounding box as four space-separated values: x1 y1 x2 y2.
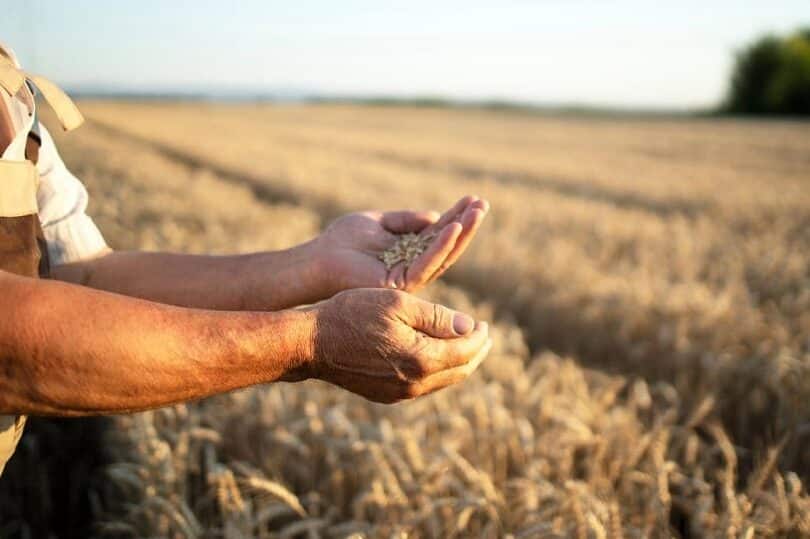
35 124 109 265
1 43 108 266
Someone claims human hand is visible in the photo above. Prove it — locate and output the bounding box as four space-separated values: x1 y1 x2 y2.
315 195 489 294
284 288 491 403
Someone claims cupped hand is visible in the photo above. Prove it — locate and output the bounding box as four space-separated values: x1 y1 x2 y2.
284 288 491 403
316 195 489 293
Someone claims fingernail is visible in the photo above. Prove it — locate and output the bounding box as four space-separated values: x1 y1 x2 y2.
453 313 474 335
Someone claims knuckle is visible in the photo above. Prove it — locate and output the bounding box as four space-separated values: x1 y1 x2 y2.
382 288 406 311
400 355 430 379
334 289 358 311
431 303 443 332
378 317 398 336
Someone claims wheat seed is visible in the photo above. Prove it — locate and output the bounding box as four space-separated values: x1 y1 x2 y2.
379 232 437 270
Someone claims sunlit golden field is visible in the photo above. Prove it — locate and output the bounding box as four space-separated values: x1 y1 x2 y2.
3 103 810 538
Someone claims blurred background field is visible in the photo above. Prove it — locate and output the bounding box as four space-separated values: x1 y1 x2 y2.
0 102 807 538
2 1 810 538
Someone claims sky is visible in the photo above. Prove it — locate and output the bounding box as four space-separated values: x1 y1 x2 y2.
2 1 809 110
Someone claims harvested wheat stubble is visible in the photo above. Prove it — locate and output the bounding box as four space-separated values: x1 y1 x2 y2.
379 232 437 270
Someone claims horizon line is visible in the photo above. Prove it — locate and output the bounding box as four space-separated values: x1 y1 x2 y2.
65 86 714 116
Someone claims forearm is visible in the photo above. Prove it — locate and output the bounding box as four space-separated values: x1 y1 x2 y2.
51 240 329 311
0 271 313 416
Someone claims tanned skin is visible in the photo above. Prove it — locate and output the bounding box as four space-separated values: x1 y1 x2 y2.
1 195 491 415
0 270 311 415
51 198 489 311
0 272 490 415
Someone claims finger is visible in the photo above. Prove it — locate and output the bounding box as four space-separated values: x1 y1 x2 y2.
316 367 409 404
429 202 488 281
422 195 478 236
396 320 489 378
413 338 493 397
424 321 489 371
318 332 492 403
396 294 479 339
386 262 406 289
404 222 462 289
381 210 440 234
470 198 489 213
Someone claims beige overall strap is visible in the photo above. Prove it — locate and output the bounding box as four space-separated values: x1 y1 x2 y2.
0 55 84 132
0 160 38 216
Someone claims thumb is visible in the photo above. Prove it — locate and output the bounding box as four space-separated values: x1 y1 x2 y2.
398 295 475 339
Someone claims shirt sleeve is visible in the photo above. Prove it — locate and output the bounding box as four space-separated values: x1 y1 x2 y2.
35 124 109 265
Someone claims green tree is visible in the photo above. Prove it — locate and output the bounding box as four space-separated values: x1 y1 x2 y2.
726 28 810 115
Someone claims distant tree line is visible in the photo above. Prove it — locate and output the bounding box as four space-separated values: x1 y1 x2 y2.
725 28 810 116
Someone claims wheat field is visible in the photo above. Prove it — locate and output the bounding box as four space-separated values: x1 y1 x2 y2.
1 102 809 538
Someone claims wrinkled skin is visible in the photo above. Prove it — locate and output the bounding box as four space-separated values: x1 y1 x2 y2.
284 288 491 404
